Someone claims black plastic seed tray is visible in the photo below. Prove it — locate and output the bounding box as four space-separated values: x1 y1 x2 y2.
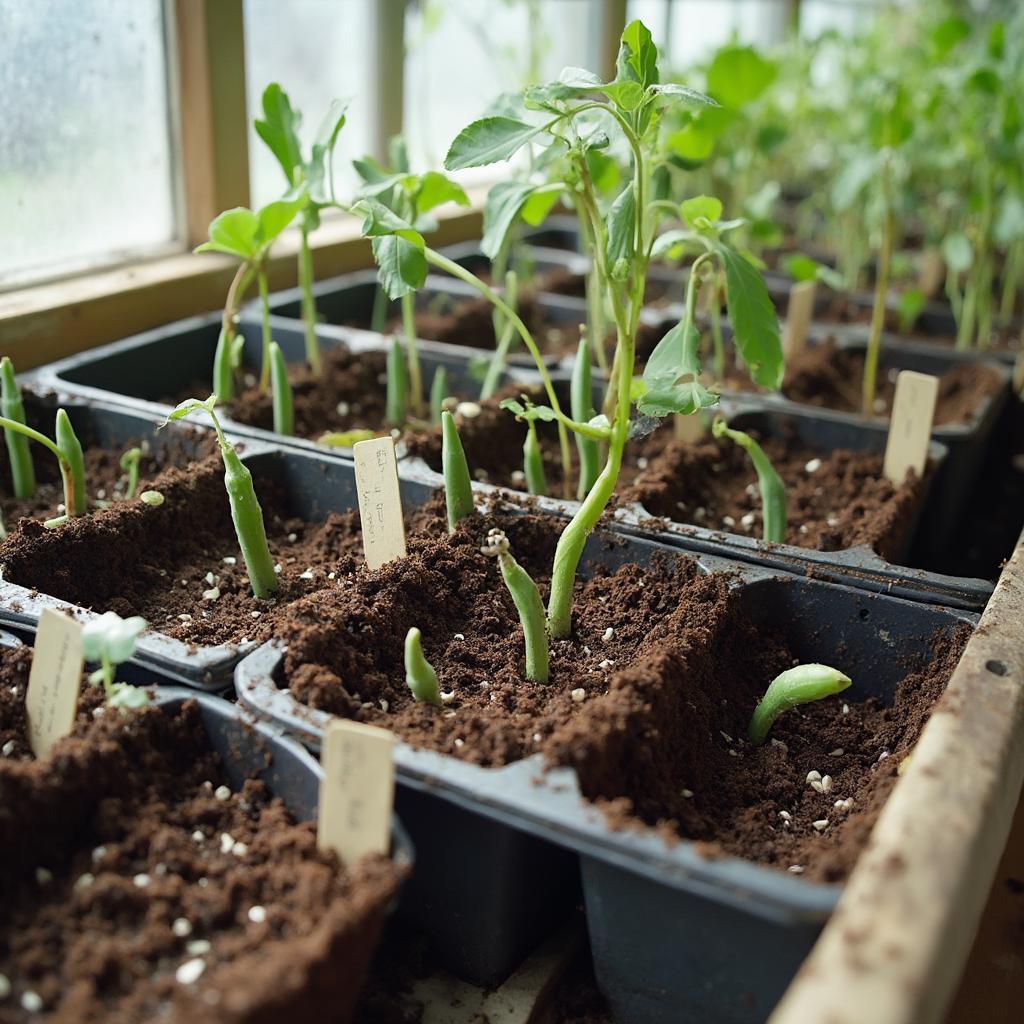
235 546 977 1021
22 311 539 458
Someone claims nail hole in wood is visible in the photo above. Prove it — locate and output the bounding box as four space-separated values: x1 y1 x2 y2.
985 659 1008 677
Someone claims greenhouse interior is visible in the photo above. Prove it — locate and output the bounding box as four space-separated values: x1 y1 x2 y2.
2 0 1023 1021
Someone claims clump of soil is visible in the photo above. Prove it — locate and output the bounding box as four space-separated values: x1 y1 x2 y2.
0 647 404 1023
780 340 1003 426
273 500 969 881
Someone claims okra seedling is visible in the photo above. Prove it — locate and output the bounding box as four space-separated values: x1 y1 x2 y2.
571 332 600 499
386 337 409 427
82 611 150 709
441 411 474 532
1 357 35 499
269 342 294 436
0 410 85 523
163 396 278 599
255 83 350 376
749 664 852 744
405 627 442 706
120 447 142 501
711 419 786 544
430 366 449 426
480 270 519 401
523 421 547 496
481 529 548 683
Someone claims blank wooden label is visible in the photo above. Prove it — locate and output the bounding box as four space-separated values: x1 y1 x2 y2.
26 609 84 758
673 413 705 443
318 719 395 865
782 280 817 357
353 436 407 570
883 370 939 485
917 248 945 298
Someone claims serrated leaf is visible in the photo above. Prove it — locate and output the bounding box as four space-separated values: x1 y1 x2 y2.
444 117 547 171
605 185 635 269
706 46 776 109
648 82 717 108
717 242 783 390
681 195 723 227
416 171 470 215
195 208 259 260
373 234 427 300
255 83 303 185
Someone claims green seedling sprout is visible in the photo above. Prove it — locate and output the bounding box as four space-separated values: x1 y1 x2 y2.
481 529 548 683
1 357 35 499
571 331 600 499
82 611 151 709
523 420 547 496
269 342 294 436
386 337 409 427
480 269 519 401
405 627 442 706
430 366 449 426
0 409 85 525
255 84 350 376
749 664 852 745
319 428 377 448
441 411 474 532
162 396 278 599
711 418 786 543
120 447 142 501
196 194 307 398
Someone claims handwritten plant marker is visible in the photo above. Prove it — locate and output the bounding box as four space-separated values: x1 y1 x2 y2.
353 436 407 570
883 370 939 485
26 609 85 758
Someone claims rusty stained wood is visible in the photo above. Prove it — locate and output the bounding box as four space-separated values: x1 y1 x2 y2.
770 527 1024 1024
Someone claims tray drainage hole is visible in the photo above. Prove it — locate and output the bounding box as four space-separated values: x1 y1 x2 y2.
858 608 870 621
985 659 1009 677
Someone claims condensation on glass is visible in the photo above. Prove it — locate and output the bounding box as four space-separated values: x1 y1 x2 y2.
244 0 374 207
0 0 178 289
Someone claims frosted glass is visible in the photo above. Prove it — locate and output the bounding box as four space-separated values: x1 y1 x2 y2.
0 0 178 289
244 0 374 207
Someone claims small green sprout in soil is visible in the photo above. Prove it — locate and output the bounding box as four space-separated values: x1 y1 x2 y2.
120 447 142 501
481 528 549 683
430 366 449 426
711 418 787 543
441 411 474 532
162 396 278 599
571 330 600 500
1 356 35 500
522 419 547 496
404 627 442 706
269 341 294 436
749 664 853 745
386 336 409 427
0 407 85 526
82 611 151 709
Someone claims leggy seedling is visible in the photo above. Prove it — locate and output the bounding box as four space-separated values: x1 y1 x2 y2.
82 611 151 709
749 664 852 744
163 397 278 599
1 357 35 500
711 418 786 543
120 447 142 502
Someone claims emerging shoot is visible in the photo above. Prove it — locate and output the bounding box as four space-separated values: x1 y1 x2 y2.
523 421 547 496
120 447 142 501
269 342 294 436
81 611 151 709
386 337 409 427
481 529 548 683
571 331 600 499
749 664 852 745
404 627 442 706
430 366 449 426
1 357 35 499
441 411 474 532
163 396 278 599
711 419 786 543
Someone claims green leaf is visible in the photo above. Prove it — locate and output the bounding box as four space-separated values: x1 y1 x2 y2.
605 185 635 270
520 185 561 226
602 80 645 111
638 380 718 417
717 242 783 390
314 97 350 151
482 182 560 259
784 254 819 282
706 46 776 109
637 313 719 417
942 231 973 273
357 199 425 249
415 171 470 216
255 83 303 186
194 208 259 260
558 66 603 90
650 229 694 261
648 82 716 108
373 234 427 300
616 19 659 91
256 194 306 248
499 397 557 423
164 396 217 424
931 15 970 57
681 195 723 227
444 117 548 171
830 152 880 212
352 154 394 185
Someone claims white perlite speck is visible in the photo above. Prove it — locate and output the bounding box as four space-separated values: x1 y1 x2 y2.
133 874 151 888
820 774 834 794
176 958 206 985
804 458 822 474
91 846 106 863
172 918 193 937
187 940 211 956
214 785 231 801
202 586 221 601
598 659 614 670
778 810 791 821
248 906 267 924
602 627 614 642
788 865 804 875
192 831 204 843
681 789 694 799
1 741 14 757
456 401 482 419
440 691 455 705
75 873 94 890
35 867 52 886
223 556 237 565
812 819 829 831
232 842 248 857
220 833 234 854
571 688 586 703
21 991 43 1013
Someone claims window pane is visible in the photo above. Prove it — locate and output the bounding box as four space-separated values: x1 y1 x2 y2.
404 0 597 181
244 0 374 207
0 0 178 289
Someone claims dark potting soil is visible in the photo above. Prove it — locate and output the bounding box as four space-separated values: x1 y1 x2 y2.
274 499 969 881
779 340 1003 426
0 648 404 1024
406 405 928 559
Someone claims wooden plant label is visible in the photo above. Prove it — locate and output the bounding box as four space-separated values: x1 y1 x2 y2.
353 436 406 570
673 412 706 443
917 248 945 299
26 609 84 758
883 370 939 485
317 719 395 865
782 279 818 358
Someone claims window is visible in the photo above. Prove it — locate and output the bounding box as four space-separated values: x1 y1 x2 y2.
0 0 178 290
244 0 375 207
